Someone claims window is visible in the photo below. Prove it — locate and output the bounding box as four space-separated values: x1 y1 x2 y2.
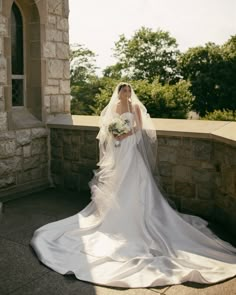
11 2 24 107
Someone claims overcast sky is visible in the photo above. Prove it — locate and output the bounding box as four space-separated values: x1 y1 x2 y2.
69 0 236 72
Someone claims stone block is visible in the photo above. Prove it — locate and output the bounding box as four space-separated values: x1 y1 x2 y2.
31 138 47 155
80 144 97 161
63 61 70 79
0 140 16 158
71 135 80 146
174 165 192 182
40 153 48 163
15 156 22 171
63 32 69 43
158 146 176 164
57 16 69 31
45 86 59 95
50 95 59 113
64 95 71 113
0 131 14 140
32 127 48 139
43 42 56 58
192 168 214 183
0 176 15 188
0 16 7 36
175 181 196 199
0 112 7 131
59 80 70 94
23 144 31 158
159 162 173 177
23 155 40 170
63 133 71 144
51 146 62 158
158 136 181 147
51 159 62 173
0 158 16 176
48 0 62 15
48 15 56 24
57 43 69 59
46 29 62 42
58 95 64 111
0 98 5 111
31 167 42 180
50 129 63 147
48 79 59 86
16 130 31 146
192 139 212 161
197 184 213 200
221 167 235 196
0 37 3 54
0 68 6 84
15 146 22 156
64 146 79 160
48 60 64 79
17 170 32 183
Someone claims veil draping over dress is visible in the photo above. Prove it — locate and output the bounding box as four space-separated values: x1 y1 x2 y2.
31 83 236 288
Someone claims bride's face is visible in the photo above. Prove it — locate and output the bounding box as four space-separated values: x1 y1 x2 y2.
119 85 131 100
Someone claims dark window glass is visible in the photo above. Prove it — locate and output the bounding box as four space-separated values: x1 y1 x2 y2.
11 3 24 106
11 3 23 75
12 79 23 106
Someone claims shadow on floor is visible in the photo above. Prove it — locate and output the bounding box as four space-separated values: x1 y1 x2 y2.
0 188 235 295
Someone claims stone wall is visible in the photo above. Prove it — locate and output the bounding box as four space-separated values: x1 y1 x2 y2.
157 136 236 232
44 0 71 119
48 116 236 233
0 128 48 201
0 0 70 200
50 128 99 192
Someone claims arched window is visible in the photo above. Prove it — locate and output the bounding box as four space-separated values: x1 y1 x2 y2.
11 3 24 106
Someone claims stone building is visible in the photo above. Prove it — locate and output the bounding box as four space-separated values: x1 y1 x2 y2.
0 0 235 236
0 0 70 199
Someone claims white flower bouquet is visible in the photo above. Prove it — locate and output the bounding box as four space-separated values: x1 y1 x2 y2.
108 117 131 147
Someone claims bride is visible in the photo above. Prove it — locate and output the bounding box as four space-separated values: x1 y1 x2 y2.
31 82 236 288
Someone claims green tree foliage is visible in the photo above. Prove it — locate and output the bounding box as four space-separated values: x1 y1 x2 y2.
70 44 100 115
201 109 236 121
94 78 193 119
178 36 236 116
112 27 180 83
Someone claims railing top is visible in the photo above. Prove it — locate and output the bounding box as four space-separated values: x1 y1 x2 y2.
47 114 236 146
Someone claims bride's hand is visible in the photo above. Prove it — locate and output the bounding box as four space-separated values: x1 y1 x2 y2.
115 131 132 141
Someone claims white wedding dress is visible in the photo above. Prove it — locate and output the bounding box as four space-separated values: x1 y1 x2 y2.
31 112 236 288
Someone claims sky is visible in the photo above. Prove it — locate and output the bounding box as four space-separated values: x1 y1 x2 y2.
69 0 236 73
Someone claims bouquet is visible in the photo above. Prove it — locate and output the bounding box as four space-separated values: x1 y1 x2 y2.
108 117 131 147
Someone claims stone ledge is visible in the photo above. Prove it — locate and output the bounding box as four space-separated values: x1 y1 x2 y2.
47 115 236 146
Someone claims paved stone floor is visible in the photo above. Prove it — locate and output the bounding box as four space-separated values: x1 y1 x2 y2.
0 188 235 295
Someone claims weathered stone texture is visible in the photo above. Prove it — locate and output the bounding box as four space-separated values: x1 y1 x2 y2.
0 112 7 131
50 129 236 233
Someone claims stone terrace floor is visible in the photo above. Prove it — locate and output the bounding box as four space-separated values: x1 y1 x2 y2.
0 188 235 295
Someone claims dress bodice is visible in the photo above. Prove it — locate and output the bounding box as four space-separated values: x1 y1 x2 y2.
116 112 135 128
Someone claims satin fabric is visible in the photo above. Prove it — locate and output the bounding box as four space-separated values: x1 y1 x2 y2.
31 113 236 288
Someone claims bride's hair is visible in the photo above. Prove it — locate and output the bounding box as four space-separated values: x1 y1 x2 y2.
118 83 131 93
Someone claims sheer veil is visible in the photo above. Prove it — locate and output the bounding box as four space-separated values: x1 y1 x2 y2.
89 82 171 218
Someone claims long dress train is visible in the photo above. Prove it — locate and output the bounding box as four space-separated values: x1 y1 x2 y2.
31 112 236 288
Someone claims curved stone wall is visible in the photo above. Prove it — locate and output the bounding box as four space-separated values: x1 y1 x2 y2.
48 115 236 233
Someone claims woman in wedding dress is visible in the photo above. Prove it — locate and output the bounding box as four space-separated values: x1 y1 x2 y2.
31 82 236 288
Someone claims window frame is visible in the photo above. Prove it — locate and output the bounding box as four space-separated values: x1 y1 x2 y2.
11 2 26 108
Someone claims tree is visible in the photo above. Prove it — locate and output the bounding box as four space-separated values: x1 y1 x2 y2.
94 78 193 119
112 27 180 83
70 44 99 115
178 37 236 116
